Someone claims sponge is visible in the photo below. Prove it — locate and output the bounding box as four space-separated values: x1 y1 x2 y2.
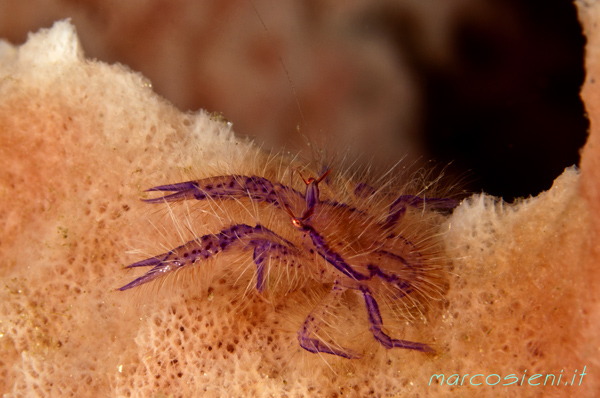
0 18 598 397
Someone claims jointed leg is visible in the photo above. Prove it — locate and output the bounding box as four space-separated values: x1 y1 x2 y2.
304 225 421 298
142 175 304 210
297 282 361 359
384 195 458 230
119 224 302 292
360 286 434 353
364 249 425 298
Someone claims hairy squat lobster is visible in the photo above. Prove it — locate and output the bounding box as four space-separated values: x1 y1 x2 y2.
120 168 457 359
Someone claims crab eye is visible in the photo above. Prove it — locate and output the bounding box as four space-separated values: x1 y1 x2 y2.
291 218 303 228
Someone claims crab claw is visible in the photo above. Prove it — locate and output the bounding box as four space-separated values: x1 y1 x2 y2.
142 181 202 203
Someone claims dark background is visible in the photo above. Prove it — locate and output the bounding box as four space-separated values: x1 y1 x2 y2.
419 0 587 200
0 0 588 201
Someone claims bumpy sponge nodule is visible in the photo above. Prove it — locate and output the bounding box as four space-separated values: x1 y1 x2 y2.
0 20 597 398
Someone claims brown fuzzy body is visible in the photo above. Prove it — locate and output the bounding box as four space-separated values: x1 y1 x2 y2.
119 163 455 359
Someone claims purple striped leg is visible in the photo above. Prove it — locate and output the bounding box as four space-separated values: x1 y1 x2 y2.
119 224 302 293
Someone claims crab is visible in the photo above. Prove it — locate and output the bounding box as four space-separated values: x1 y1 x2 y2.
119 168 457 359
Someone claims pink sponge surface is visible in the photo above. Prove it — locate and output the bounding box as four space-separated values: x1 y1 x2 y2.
1 19 599 397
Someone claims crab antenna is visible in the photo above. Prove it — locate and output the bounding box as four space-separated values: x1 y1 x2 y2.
315 168 331 184
296 168 331 186
301 205 315 221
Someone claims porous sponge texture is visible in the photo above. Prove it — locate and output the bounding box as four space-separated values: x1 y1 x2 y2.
0 20 598 398
0 21 436 397
440 168 594 396
0 20 253 397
